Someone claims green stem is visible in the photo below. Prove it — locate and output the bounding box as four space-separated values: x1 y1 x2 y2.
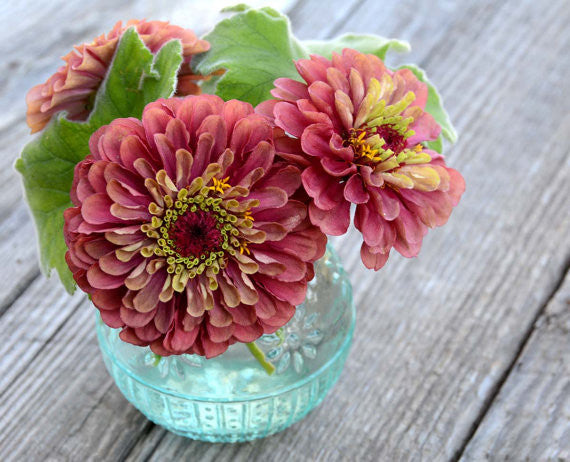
276 328 285 345
151 353 162 367
246 342 275 375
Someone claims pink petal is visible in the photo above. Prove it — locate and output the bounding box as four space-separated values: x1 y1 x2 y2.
120 134 158 172
87 263 126 289
407 112 441 145
274 101 311 138
301 165 344 211
233 140 274 185
87 161 109 194
392 68 428 109
191 132 215 178
259 299 295 329
354 202 392 248
251 247 306 282
307 81 337 123
143 106 173 150
99 252 142 276
328 132 355 161
134 322 162 342
255 99 278 122
254 200 306 230
197 114 228 158
233 322 263 342
201 334 229 359
255 289 277 319
206 323 234 343
106 179 150 208
153 133 177 179
227 304 257 326
256 275 307 305
295 56 329 85
165 323 200 353
247 186 288 211
230 115 273 157
176 95 224 146
154 300 175 333
360 243 390 270
271 77 309 101
308 200 350 235
81 193 117 225
101 309 125 328
165 117 190 151
255 165 301 196
369 188 401 221
133 272 167 313
120 305 156 328
344 174 369 204
320 157 356 177
208 303 233 327
222 99 255 134
91 288 125 311
300 123 333 158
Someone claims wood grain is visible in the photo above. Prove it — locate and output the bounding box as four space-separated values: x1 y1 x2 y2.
461 272 570 461
0 0 569 460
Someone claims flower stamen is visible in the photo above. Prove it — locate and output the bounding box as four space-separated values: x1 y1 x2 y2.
209 176 231 195
142 172 256 289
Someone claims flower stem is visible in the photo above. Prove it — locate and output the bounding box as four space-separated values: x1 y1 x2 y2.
246 342 275 375
151 353 162 367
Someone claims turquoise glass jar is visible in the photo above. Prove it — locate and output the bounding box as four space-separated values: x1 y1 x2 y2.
96 246 355 442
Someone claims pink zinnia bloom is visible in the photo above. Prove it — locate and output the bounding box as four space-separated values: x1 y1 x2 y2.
26 20 210 133
64 95 326 358
257 49 465 270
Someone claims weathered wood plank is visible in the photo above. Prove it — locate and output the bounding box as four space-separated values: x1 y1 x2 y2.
461 271 570 461
0 298 155 461
0 275 84 395
0 0 569 461
0 207 40 313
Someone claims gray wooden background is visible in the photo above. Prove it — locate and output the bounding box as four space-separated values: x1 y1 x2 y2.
0 0 568 460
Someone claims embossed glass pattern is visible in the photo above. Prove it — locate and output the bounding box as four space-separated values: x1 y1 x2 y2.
96 246 354 442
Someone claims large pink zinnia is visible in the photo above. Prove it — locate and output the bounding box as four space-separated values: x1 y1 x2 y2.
64 95 326 358
257 49 465 270
26 20 210 133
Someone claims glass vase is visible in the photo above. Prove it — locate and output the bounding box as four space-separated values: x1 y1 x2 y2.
96 245 355 442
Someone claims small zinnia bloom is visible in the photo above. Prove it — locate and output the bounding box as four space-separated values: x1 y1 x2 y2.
26 20 210 133
64 95 326 358
257 49 465 270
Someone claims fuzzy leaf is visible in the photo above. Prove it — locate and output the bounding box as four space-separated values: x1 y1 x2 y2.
399 64 457 144
193 6 308 105
425 137 443 153
15 28 183 292
304 33 410 61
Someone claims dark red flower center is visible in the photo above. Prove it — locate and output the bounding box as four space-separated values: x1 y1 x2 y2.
375 125 406 155
168 210 223 258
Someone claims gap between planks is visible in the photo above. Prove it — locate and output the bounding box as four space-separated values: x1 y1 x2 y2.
452 261 570 461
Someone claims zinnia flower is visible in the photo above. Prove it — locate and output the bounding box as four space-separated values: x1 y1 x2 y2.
64 94 326 358
257 49 465 270
26 20 210 133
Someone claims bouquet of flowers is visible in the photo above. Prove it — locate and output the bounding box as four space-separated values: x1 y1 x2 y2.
15 4 464 440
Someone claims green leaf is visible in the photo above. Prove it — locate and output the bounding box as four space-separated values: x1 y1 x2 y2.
198 72 223 95
15 28 183 292
193 6 308 106
399 64 457 144
425 137 443 153
220 3 250 13
304 33 410 61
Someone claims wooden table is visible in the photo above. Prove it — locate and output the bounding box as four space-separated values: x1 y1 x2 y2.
0 0 568 460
